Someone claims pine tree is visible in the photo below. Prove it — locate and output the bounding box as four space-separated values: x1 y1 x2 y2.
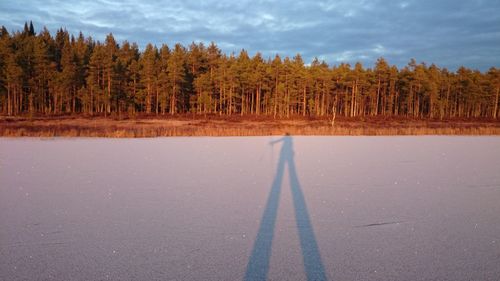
87 43 106 115
0 23 498 119
103 33 118 115
0 26 10 114
374 57 389 115
487 68 499 119
167 44 186 114
250 52 266 115
157 44 170 114
33 27 55 114
270 55 282 118
139 43 157 114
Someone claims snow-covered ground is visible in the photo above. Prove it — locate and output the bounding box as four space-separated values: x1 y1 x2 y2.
1 136 500 281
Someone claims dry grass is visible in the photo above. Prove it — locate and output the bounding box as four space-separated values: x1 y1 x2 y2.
1 114 499 137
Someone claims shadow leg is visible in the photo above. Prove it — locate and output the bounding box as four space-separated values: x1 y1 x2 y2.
244 153 286 281
288 159 327 281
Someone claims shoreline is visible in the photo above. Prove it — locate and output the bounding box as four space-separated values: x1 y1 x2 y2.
1 115 499 137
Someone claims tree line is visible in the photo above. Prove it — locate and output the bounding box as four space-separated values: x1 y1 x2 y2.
0 22 499 119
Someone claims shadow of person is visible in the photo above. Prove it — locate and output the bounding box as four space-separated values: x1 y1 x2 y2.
245 134 327 281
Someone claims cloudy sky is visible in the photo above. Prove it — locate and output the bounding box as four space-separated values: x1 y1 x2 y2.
1 0 499 71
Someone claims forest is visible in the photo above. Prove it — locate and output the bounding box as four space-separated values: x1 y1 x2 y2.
0 22 499 119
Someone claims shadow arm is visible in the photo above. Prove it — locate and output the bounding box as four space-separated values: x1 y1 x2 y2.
269 137 284 145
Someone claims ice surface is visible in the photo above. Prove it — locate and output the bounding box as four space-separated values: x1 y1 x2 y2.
1 136 500 281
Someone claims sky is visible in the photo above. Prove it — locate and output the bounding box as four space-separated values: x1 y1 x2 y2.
1 0 499 71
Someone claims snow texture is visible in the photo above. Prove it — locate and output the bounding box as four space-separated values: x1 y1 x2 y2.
1 136 500 281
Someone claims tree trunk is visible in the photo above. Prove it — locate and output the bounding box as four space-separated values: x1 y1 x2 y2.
273 77 278 119
494 87 499 119
156 86 159 115
256 85 261 115
171 83 176 115
303 86 307 116
146 82 151 114
376 78 380 115
229 83 233 115
107 71 111 114
350 81 356 117
7 83 11 116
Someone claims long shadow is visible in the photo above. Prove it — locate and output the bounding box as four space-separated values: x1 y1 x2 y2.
244 135 327 281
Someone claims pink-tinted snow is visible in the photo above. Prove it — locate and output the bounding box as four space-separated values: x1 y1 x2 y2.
1 136 500 281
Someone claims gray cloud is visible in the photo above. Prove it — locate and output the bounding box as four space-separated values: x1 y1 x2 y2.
1 0 499 70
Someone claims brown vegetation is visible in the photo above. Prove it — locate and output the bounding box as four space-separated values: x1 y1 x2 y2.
1 115 499 137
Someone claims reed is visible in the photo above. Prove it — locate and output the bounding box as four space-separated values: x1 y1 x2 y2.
1 115 499 137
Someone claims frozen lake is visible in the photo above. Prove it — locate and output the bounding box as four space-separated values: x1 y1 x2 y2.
1 136 500 281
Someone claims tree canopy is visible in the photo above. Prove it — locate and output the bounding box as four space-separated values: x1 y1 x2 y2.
0 22 498 119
